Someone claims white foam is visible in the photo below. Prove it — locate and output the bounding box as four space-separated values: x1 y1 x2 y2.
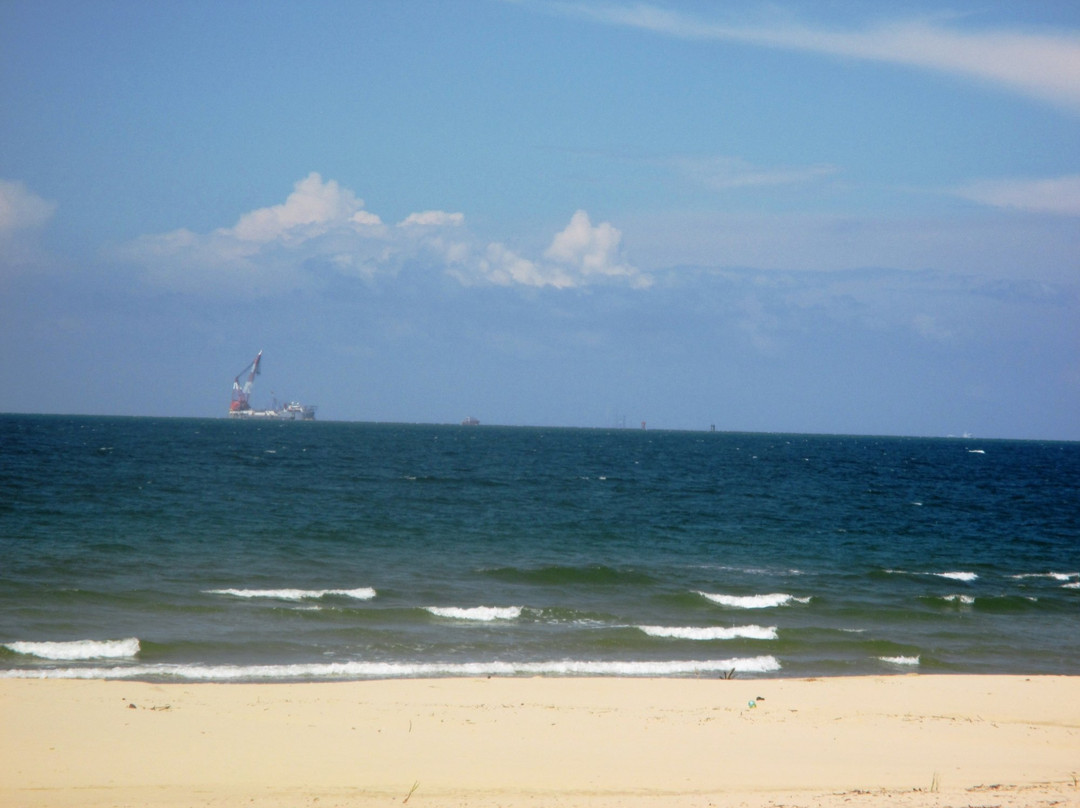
879 655 920 666
3 638 140 661
1012 572 1079 582
206 588 376 601
941 594 976 605
0 655 781 681
886 569 979 583
1064 581 1080 590
639 625 778 641
935 571 978 582
696 592 810 609
425 606 523 622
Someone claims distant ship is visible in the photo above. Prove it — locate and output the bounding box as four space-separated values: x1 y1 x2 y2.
461 416 480 426
228 351 316 420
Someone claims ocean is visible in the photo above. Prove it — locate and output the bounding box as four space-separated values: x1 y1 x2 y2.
1 415 1077 681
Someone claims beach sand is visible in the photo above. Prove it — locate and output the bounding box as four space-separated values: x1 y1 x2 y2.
2 675 1078 807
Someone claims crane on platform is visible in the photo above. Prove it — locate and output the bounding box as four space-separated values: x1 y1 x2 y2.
226 352 316 419
229 351 263 415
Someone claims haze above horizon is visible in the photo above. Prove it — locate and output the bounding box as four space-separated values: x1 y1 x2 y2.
2 0 1077 440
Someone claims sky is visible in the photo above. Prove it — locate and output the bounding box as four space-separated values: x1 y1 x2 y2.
1 0 1078 439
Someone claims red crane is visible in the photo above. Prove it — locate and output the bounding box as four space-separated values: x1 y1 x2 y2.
229 351 263 414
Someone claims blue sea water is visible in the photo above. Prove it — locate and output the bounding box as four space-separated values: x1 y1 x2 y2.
1 415 1077 681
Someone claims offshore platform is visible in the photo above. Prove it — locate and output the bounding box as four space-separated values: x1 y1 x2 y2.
228 351 316 420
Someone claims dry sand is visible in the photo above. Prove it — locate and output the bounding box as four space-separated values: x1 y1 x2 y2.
2 675 1078 807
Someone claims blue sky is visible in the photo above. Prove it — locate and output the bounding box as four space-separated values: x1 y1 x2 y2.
1 0 1078 439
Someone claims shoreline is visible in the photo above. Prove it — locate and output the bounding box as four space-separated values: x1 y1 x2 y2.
3 674 1079 807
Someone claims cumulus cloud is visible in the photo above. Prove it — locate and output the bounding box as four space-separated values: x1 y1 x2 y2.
572 4 1080 112
950 174 1080 216
229 172 381 242
544 210 650 287
114 173 404 293
114 175 646 294
463 210 649 289
476 242 572 288
0 179 56 234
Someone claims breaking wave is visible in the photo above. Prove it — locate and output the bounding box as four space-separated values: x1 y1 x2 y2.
638 625 778 641
879 655 920 666
696 592 810 609
206 588 377 601
425 606 523 621
3 638 141 661
884 569 978 583
0 655 782 681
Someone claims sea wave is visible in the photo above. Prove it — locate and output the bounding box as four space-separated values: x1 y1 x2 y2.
935 571 978 582
1012 572 1079 583
878 655 920 666
3 638 140 661
425 606 523 622
638 625 778 641
940 594 976 605
696 592 810 609
884 569 978 583
0 655 782 681
206 588 377 601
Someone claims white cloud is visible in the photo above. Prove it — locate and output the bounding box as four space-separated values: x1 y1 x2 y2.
544 210 651 288
351 210 385 227
573 4 1080 112
950 174 1080 216
114 176 648 294
477 242 574 288
437 211 649 289
0 179 56 233
229 172 378 242
400 211 465 227
113 174 398 293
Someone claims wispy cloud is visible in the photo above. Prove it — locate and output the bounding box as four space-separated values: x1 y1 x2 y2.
0 179 56 234
671 156 838 192
0 179 57 270
950 174 1080 216
568 3 1080 112
113 174 647 294
400 211 465 227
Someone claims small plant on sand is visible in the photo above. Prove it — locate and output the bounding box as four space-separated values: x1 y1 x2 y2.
722 668 737 680
930 771 940 793
403 780 420 804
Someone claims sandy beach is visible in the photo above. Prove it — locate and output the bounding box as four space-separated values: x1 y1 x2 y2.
2 675 1078 807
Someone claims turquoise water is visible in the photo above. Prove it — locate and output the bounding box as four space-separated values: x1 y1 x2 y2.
1 415 1077 680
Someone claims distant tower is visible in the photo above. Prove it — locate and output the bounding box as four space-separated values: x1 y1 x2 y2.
641 421 647 430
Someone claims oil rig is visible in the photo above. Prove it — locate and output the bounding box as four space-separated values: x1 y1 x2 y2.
228 351 316 420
